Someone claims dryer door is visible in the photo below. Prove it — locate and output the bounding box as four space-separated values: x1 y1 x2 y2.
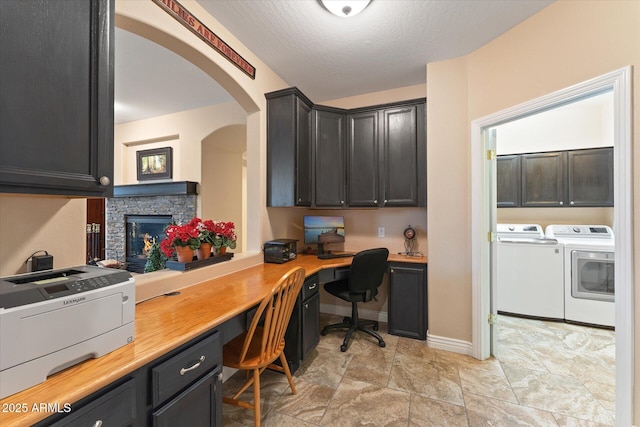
571 250 615 302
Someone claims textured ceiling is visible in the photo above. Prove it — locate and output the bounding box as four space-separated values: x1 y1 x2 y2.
115 0 554 123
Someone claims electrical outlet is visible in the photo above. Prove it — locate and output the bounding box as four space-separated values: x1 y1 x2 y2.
378 227 385 238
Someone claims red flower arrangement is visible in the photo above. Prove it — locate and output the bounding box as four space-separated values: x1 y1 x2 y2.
160 217 237 258
160 218 202 258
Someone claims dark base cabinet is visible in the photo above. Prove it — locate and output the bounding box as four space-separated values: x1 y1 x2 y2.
283 273 320 373
47 378 137 427
36 314 250 427
152 368 221 427
388 263 427 340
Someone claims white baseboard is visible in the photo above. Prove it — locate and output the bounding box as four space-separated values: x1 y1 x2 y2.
320 303 388 323
426 333 473 356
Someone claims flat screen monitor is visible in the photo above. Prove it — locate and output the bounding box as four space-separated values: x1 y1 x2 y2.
303 215 345 254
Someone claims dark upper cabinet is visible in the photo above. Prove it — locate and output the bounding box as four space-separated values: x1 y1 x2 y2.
0 0 115 197
347 110 379 207
266 88 313 207
496 155 521 207
498 147 613 208
567 147 613 207
380 103 426 207
521 151 566 207
313 107 347 207
346 101 426 207
266 87 426 208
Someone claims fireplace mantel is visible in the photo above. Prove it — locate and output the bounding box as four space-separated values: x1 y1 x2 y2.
113 181 198 198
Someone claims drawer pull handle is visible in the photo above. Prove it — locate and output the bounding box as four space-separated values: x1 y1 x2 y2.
93 421 103 427
180 355 205 375
308 283 317 290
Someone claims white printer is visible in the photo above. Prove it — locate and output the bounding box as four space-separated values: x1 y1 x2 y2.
0 265 135 399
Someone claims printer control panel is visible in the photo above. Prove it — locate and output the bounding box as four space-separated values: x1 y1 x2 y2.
1 266 133 309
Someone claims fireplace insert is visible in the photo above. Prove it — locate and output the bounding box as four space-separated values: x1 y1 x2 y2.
125 215 173 273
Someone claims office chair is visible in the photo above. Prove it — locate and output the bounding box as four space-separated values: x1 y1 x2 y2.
321 248 389 352
222 267 305 427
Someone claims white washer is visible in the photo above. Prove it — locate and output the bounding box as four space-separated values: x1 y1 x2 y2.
497 224 564 319
545 225 615 328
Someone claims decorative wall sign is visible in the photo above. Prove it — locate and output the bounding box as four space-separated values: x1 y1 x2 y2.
137 147 173 181
152 0 256 79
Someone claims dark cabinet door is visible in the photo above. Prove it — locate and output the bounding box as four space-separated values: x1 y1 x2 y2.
152 368 222 427
388 263 427 340
266 88 313 207
497 155 521 207
0 0 114 197
314 108 346 207
380 104 426 207
521 152 566 207
301 292 320 359
567 147 613 207
347 110 379 207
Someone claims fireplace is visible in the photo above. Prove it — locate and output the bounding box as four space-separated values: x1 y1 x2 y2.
125 215 173 273
105 181 199 273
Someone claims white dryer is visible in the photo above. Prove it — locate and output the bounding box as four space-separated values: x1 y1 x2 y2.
497 224 564 319
545 225 615 328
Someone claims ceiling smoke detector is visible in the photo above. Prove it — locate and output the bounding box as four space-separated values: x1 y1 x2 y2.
320 0 371 18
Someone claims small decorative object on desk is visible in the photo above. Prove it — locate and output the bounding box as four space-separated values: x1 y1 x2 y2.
161 217 237 271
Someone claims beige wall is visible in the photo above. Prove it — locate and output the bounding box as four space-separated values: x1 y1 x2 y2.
0 196 87 276
427 0 639 420
201 124 246 252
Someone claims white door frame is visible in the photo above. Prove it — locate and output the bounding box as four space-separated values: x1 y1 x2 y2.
470 66 633 426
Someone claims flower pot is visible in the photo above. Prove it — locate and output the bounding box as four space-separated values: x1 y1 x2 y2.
197 243 212 260
218 246 227 255
175 246 194 263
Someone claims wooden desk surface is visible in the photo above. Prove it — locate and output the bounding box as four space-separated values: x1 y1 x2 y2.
0 253 426 426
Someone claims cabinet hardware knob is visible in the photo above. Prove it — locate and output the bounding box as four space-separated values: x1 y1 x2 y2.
308 283 317 290
304 303 308 309
374 199 378 204
341 200 344 205
559 201 564 206
92 421 103 427
217 372 224 383
180 355 205 375
298 198 302 202
98 176 110 186
390 269 394 274
384 199 388 205
570 201 575 205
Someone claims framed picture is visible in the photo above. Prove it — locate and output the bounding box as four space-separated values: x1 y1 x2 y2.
137 147 173 181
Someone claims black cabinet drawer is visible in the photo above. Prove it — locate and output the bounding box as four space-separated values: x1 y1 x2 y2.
302 274 319 300
152 332 222 408
49 378 136 426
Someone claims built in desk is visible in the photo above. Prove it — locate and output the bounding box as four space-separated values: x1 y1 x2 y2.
0 253 426 426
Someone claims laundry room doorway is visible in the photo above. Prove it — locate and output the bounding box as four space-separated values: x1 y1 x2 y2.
470 67 633 425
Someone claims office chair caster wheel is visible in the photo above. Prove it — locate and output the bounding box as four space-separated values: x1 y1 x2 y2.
340 344 347 352
373 324 379 331
321 329 328 336
379 341 386 348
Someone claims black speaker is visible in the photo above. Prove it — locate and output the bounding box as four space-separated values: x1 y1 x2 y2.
32 254 53 271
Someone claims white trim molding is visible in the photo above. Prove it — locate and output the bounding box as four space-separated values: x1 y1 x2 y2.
470 66 633 426
427 333 473 356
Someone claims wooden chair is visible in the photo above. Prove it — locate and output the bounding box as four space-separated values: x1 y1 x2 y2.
222 267 305 426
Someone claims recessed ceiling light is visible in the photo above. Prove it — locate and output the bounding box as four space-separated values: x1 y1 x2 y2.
320 0 371 18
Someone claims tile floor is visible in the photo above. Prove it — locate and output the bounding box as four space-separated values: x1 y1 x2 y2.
222 313 615 426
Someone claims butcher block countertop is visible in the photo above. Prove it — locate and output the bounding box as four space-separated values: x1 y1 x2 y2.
0 253 426 426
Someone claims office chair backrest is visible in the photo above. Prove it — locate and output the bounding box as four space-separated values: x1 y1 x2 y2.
239 267 305 366
347 248 389 299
